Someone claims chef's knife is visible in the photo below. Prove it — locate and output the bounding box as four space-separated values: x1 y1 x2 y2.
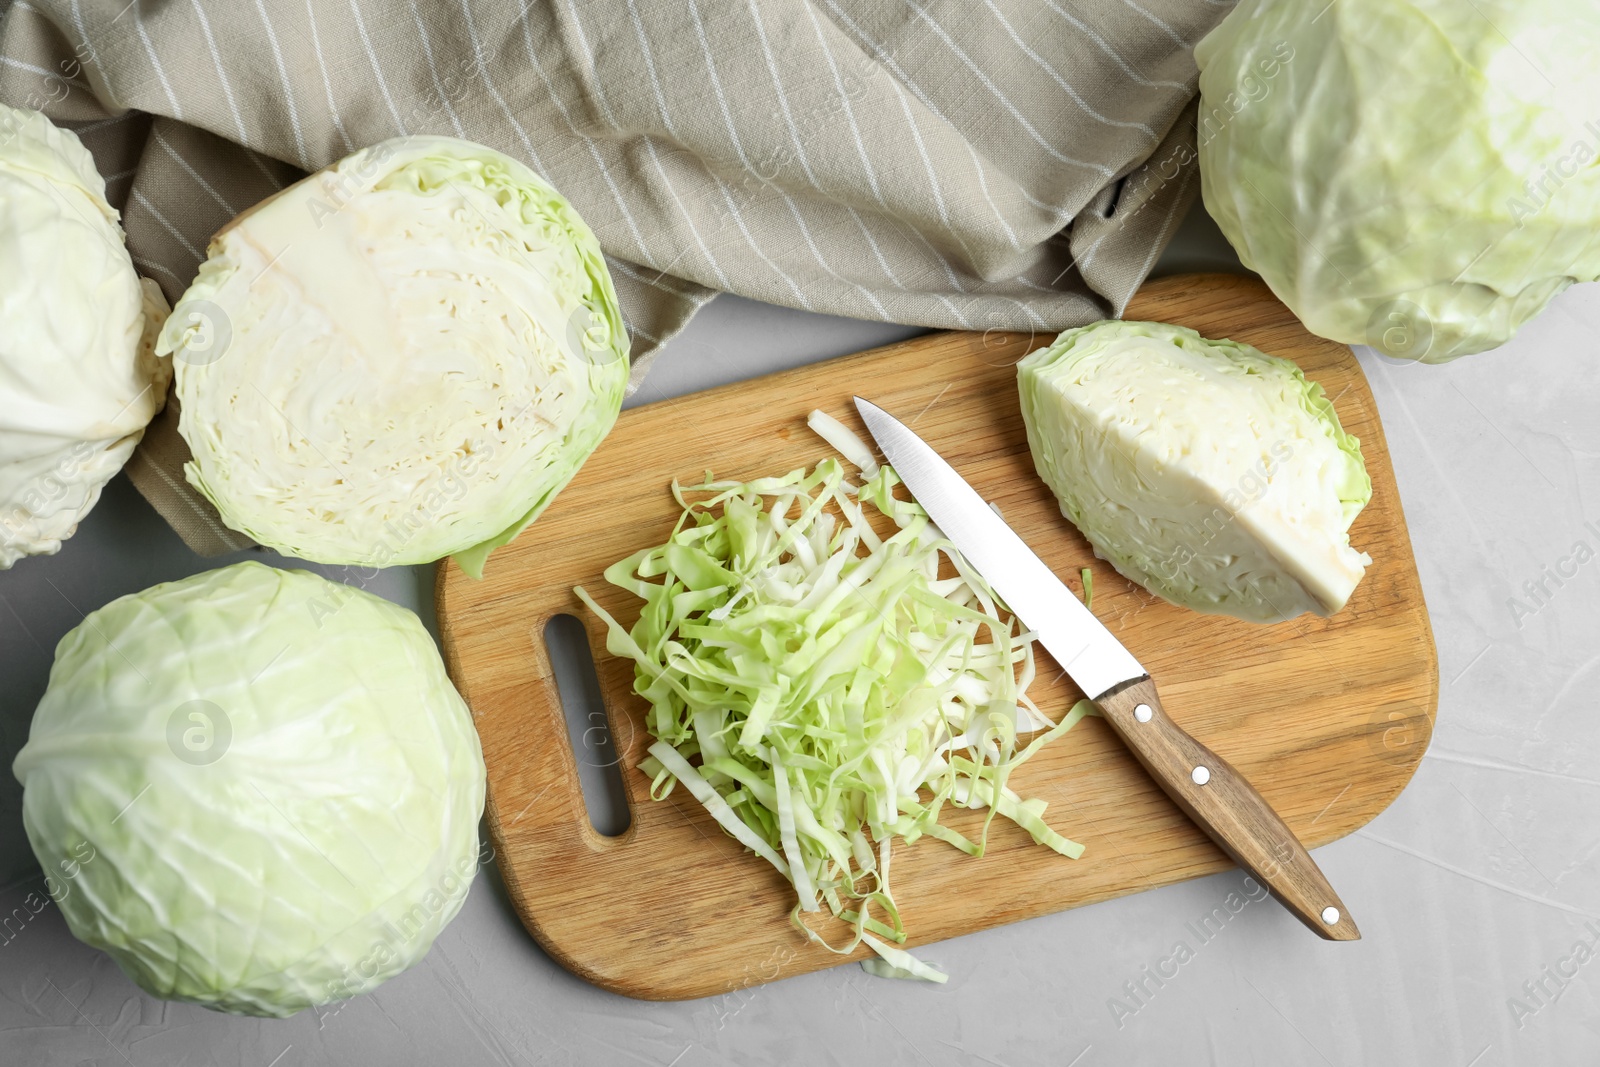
854 397 1359 941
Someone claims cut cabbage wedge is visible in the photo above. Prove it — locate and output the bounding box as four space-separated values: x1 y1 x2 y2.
1018 320 1372 624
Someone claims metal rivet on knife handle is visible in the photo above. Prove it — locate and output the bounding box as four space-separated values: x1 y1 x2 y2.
1134 703 1153 722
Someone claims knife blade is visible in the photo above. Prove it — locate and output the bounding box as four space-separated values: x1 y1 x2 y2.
854 397 1359 941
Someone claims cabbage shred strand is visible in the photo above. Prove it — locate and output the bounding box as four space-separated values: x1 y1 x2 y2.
576 455 1092 981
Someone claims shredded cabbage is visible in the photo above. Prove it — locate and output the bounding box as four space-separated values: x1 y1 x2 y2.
576 440 1094 981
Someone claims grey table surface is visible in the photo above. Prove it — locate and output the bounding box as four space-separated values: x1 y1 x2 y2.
4 203 1599 1067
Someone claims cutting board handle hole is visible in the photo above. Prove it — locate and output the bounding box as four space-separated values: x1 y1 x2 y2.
544 614 632 838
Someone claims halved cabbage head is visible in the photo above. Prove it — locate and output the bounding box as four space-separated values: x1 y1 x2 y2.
11 562 487 1017
1197 0 1600 361
1017 321 1372 623
0 105 170 568
159 136 629 576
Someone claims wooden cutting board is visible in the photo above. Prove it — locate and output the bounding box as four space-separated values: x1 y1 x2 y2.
436 273 1438 1000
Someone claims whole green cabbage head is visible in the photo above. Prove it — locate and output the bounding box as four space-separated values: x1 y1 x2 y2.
158 136 630 577
0 105 170 567
1196 0 1600 361
11 561 486 1017
1018 321 1372 623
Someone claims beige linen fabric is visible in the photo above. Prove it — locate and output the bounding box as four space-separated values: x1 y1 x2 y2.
0 0 1229 556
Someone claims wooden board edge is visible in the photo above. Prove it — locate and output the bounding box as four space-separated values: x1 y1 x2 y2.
1285 340 1442 846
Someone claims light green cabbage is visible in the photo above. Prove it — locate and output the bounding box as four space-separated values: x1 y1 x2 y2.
11 561 486 1017
159 136 629 576
1018 321 1371 623
0 105 170 568
1196 0 1600 361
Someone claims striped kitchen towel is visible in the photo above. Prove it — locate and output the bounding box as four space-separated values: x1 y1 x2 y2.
0 0 1229 557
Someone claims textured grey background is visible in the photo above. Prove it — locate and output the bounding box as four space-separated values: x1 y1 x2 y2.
4 204 1600 1066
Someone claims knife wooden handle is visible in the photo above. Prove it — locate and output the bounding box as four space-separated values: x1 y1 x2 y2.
1095 676 1360 941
